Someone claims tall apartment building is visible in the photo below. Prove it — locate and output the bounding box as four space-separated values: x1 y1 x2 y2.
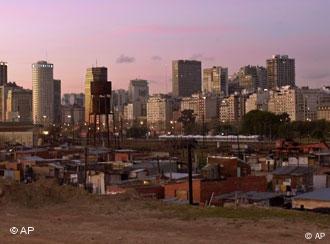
219 94 246 124
180 93 218 122
53 79 61 125
245 90 270 113
203 66 228 96
268 86 304 121
147 94 173 131
6 88 32 122
0 62 8 86
32 61 55 124
172 60 201 97
267 55 295 89
84 67 108 122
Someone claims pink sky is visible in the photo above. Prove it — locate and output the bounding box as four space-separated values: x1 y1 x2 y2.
1 0 329 94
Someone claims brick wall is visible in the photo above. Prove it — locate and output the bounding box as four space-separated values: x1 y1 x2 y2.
164 179 202 202
164 176 267 204
201 176 267 203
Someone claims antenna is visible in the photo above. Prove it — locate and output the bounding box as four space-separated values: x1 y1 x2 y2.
96 59 98 67
45 49 48 61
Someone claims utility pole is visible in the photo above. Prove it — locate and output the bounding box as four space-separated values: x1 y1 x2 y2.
84 147 88 189
187 141 193 205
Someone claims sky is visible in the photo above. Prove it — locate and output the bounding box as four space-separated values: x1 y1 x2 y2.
0 0 329 94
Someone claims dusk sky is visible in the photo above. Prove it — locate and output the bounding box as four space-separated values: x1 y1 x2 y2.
1 0 329 94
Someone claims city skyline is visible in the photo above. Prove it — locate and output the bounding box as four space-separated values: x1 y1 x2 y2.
1 0 330 94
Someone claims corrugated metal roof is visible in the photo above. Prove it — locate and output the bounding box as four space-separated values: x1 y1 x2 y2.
272 166 313 176
294 188 330 201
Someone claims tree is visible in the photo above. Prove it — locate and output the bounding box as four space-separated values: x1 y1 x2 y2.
126 125 148 138
178 109 197 135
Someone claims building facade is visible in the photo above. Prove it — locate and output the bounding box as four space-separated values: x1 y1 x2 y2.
53 79 61 124
268 86 304 121
62 93 84 107
0 62 7 86
245 90 269 114
219 94 246 124
32 61 54 124
84 67 108 122
203 66 228 96
6 88 32 122
147 94 173 132
267 55 295 89
180 93 218 122
172 60 201 97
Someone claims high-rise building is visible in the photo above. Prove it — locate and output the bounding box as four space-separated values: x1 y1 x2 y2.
245 90 269 114
172 60 201 97
147 94 173 132
128 79 149 103
203 66 228 96
235 65 267 92
6 88 32 122
112 89 128 113
32 61 54 124
0 62 8 86
127 79 149 119
84 67 108 122
267 55 295 89
53 79 61 124
180 93 218 122
219 94 246 124
268 86 303 121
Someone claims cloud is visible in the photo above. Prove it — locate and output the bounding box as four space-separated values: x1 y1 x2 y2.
190 53 215 62
151 55 162 61
116 54 135 64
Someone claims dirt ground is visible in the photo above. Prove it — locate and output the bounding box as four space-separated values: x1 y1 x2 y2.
0 196 329 244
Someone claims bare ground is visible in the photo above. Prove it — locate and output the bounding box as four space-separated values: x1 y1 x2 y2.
0 196 329 244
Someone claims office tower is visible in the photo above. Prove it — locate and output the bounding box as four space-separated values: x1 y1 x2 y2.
62 93 84 107
147 94 173 131
112 89 128 113
203 66 228 95
236 65 267 91
172 60 202 97
32 61 54 124
84 67 108 122
0 62 8 86
6 88 32 122
127 79 149 118
53 79 61 124
128 79 149 103
267 55 295 89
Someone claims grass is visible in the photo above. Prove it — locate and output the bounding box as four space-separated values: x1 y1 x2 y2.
1 179 329 227
0 179 90 208
148 202 330 227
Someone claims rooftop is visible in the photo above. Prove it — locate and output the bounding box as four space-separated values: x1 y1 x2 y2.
294 188 330 201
